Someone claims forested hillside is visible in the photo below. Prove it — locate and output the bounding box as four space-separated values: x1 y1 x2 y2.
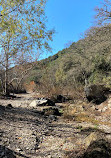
26 24 111 97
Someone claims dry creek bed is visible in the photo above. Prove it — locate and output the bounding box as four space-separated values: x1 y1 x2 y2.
1 93 111 158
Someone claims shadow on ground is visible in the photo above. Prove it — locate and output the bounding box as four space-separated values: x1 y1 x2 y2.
80 127 111 135
65 138 111 158
0 104 46 125
0 145 30 158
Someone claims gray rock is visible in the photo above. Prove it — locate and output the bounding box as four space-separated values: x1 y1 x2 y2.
29 99 47 108
84 84 110 104
29 98 55 108
6 104 13 109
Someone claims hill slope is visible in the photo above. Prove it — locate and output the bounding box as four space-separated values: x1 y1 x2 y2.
26 24 111 97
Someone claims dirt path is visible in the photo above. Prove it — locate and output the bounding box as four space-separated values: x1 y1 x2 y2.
1 93 111 158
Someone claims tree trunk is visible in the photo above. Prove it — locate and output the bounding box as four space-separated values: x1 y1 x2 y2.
4 34 10 96
4 52 9 96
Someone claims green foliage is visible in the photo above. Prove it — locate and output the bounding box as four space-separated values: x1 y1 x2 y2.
103 76 111 88
0 0 54 95
0 0 54 54
89 71 105 84
55 66 66 84
93 55 111 72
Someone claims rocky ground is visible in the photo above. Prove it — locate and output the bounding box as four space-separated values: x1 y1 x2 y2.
1 93 111 158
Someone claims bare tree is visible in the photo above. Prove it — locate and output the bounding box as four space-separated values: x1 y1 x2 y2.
94 0 111 25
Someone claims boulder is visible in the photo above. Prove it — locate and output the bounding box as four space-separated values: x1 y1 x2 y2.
43 107 61 116
84 84 110 104
6 104 13 109
51 94 67 103
76 131 111 158
29 98 55 108
82 138 111 158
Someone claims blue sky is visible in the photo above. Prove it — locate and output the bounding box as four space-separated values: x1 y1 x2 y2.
42 0 103 58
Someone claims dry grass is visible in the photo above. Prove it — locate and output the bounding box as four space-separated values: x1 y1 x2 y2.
63 101 90 117
63 110 99 125
62 101 111 126
63 102 111 127
74 113 99 125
